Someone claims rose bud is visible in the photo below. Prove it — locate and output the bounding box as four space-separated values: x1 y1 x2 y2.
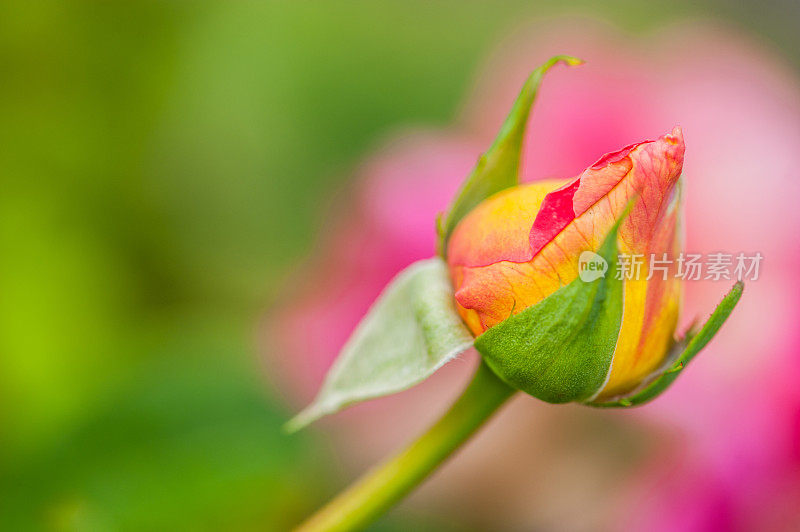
447 128 688 402
289 58 742 434
289 56 745 529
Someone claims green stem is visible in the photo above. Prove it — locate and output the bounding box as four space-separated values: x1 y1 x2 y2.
295 362 515 532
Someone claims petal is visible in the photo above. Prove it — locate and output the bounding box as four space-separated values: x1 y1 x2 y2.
447 180 564 267
532 126 684 257
452 129 684 334
453 259 565 333
597 189 683 398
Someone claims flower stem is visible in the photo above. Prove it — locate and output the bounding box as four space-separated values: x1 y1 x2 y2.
295 361 515 532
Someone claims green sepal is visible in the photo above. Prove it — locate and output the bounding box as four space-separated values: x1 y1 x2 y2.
591 281 744 408
285 258 475 432
437 55 583 257
474 218 623 403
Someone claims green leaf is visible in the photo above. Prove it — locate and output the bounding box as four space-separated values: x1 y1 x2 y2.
437 55 583 256
286 258 474 432
474 220 623 403
592 281 744 408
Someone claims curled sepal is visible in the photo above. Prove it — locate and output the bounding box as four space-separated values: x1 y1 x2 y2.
286 258 475 432
437 55 583 256
474 217 623 403
591 281 744 408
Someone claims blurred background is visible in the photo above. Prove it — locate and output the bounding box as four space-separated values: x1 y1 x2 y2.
2 1 800 530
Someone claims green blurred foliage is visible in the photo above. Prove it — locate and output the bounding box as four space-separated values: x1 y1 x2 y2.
0 0 795 529
1 318 334 530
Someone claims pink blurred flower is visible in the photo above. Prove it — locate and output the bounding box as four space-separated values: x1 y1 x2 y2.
267 17 800 530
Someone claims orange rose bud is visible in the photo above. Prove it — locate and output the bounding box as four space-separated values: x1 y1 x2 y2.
448 128 685 399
